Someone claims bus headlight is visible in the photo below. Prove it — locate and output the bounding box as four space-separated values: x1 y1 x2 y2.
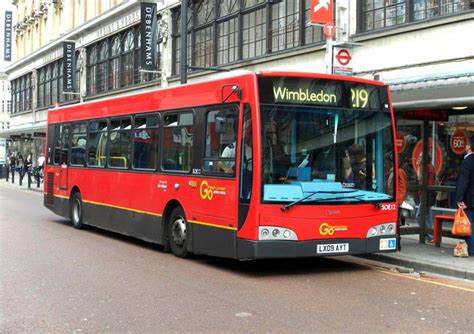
367 223 397 238
259 227 297 241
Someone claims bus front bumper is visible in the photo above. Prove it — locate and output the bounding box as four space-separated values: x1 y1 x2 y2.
236 235 399 260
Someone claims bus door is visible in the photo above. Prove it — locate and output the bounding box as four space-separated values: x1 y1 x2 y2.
55 124 70 190
238 106 253 228
59 162 68 190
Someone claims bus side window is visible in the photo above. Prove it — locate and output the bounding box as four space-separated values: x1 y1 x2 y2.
108 117 132 169
162 112 193 172
87 120 108 167
203 106 238 175
71 122 87 166
133 114 159 170
53 124 69 165
53 125 62 165
61 125 70 165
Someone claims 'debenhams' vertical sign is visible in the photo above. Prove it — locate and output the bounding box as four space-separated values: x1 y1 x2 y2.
63 41 76 92
140 2 157 71
4 11 12 61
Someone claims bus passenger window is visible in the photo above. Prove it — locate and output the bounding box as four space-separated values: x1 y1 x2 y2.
133 114 159 170
203 107 238 175
61 126 70 165
53 124 70 165
162 112 193 172
71 122 87 166
53 125 62 165
108 117 132 169
87 120 108 167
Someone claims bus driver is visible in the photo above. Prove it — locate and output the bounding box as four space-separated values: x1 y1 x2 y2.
219 142 236 174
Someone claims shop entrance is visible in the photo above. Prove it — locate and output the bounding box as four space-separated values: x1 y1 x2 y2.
395 111 473 243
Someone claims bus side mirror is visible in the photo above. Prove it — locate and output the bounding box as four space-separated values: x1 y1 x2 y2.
221 84 242 104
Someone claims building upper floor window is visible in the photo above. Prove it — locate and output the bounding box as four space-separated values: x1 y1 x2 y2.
10 73 32 114
37 54 79 109
86 22 161 97
359 0 473 32
171 0 325 76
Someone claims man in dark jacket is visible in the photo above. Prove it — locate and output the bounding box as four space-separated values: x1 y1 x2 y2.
456 134 474 256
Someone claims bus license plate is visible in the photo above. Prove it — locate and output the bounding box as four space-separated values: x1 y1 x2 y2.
317 243 349 254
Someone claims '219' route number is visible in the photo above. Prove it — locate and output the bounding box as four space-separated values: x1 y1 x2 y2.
380 203 396 211
351 88 368 108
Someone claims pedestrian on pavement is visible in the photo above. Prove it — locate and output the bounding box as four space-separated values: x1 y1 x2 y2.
20 153 33 184
16 153 23 174
416 152 436 243
455 134 474 256
9 153 17 179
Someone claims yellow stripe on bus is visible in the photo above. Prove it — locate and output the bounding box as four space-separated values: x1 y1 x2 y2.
188 220 237 231
52 195 236 231
54 194 70 200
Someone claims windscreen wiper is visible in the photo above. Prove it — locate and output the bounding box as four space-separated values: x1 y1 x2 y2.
341 195 382 208
314 194 382 208
280 190 358 212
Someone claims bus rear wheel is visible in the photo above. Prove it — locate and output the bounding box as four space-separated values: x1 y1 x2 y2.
70 192 85 229
168 207 189 258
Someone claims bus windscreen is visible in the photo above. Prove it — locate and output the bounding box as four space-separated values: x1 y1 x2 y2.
258 76 395 205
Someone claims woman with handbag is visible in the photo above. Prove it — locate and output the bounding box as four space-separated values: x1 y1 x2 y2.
455 134 474 256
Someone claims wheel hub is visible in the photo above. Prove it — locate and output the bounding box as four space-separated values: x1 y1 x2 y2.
171 216 186 246
73 200 81 223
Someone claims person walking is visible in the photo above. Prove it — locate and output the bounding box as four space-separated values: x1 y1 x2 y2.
455 134 474 256
21 153 33 185
415 152 436 243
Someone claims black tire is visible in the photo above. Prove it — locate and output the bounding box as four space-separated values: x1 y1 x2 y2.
70 192 85 229
168 207 189 258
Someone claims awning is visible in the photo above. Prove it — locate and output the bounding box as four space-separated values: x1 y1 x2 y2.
388 73 474 110
0 122 47 139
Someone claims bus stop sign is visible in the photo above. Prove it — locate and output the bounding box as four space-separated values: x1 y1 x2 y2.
333 47 353 76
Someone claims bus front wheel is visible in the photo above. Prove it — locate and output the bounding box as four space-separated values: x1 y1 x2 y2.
70 192 85 229
168 207 189 258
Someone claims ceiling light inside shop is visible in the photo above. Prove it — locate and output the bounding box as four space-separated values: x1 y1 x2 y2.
452 106 468 110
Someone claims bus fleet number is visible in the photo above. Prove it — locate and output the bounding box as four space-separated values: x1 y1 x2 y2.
380 203 397 211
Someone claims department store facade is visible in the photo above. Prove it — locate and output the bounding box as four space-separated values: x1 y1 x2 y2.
3 0 474 240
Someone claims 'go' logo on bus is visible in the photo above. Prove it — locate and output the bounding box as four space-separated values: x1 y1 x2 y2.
199 180 214 200
319 223 348 236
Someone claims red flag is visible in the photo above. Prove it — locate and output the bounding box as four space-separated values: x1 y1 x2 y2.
311 0 334 25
